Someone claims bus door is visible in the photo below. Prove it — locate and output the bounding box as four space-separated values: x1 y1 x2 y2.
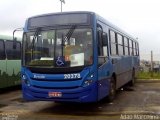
0 40 7 88
97 29 110 100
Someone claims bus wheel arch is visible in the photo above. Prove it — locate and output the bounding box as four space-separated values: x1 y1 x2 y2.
112 73 116 86
129 68 135 86
107 73 116 102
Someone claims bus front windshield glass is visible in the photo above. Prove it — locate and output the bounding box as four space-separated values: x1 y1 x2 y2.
23 28 93 67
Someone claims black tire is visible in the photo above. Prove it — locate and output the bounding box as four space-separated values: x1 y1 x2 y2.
107 77 116 102
129 70 135 86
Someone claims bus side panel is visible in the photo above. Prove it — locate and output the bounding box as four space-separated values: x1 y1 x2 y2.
97 78 110 101
97 61 112 100
112 56 133 89
5 60 21 87
133 56 140 77
0 60 7 88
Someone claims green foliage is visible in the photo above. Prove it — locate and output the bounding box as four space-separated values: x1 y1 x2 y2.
0 71 21 88
29 60 53 66
137 71 160 79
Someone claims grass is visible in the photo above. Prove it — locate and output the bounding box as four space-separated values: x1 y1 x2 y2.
137 71 160 79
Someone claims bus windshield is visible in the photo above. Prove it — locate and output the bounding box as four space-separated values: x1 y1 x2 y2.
23 27 93 68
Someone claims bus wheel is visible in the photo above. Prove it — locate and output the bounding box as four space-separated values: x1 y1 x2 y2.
129 70 135 86
107 77 116 102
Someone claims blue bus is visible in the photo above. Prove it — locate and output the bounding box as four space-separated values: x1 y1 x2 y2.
21 11 139 102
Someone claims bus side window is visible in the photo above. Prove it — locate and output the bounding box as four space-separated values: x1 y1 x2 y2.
117 34 124 56
97 30 103 56
136 42 139 56
98 31 108 55
124 37 129 55
109 30 118 55
16 42 21 59
0 40 6 60
129 39 133 56
97 30 108 66
102 32 108 56
5 41 21 60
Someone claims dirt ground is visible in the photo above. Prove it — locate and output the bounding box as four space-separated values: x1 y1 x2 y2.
0 81 160 120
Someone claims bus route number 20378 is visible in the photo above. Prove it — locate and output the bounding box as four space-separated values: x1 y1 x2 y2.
64 74 81 79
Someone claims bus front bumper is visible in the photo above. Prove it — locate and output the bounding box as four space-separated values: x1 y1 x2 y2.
22 82 98 103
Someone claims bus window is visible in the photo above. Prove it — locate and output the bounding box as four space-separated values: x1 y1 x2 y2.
136 42 139 56
24 28 93 67
98 31 108 56
5 41 21 60
129 39 133 56
5 41 13 59
16 42 21 59
124 37 129 55
110 31 116 43
133 42 136 56
117 34 124 55
97 30 108 66
110 30 118 55
97 30 103 56
102 32 108 56
0 40 6 60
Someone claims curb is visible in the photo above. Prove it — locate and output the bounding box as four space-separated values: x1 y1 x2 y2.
136 79 160 83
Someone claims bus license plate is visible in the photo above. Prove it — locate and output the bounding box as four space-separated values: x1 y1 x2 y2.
48 92 62 97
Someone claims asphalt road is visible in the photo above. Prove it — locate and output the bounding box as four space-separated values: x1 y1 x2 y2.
0 81 160 120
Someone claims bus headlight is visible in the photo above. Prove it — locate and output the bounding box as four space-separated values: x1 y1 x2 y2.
82 80 93 87
84 80 93 86
82 73 94 87
22 74 30 86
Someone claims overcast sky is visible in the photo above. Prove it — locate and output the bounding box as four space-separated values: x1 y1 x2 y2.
0 0 160 60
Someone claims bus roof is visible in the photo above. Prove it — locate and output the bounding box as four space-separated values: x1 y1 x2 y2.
28 11 94 19
95 13 137 42
0 35 13 40
26 11 137 42
0 35 21 41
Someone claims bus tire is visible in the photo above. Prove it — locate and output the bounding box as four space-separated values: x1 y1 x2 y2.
107 77 116 102
129 69 135 86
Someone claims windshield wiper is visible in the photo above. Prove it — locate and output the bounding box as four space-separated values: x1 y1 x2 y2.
61 25 76 59
64 25 76 42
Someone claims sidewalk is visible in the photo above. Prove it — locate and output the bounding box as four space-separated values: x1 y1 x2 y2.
136 79 160 83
